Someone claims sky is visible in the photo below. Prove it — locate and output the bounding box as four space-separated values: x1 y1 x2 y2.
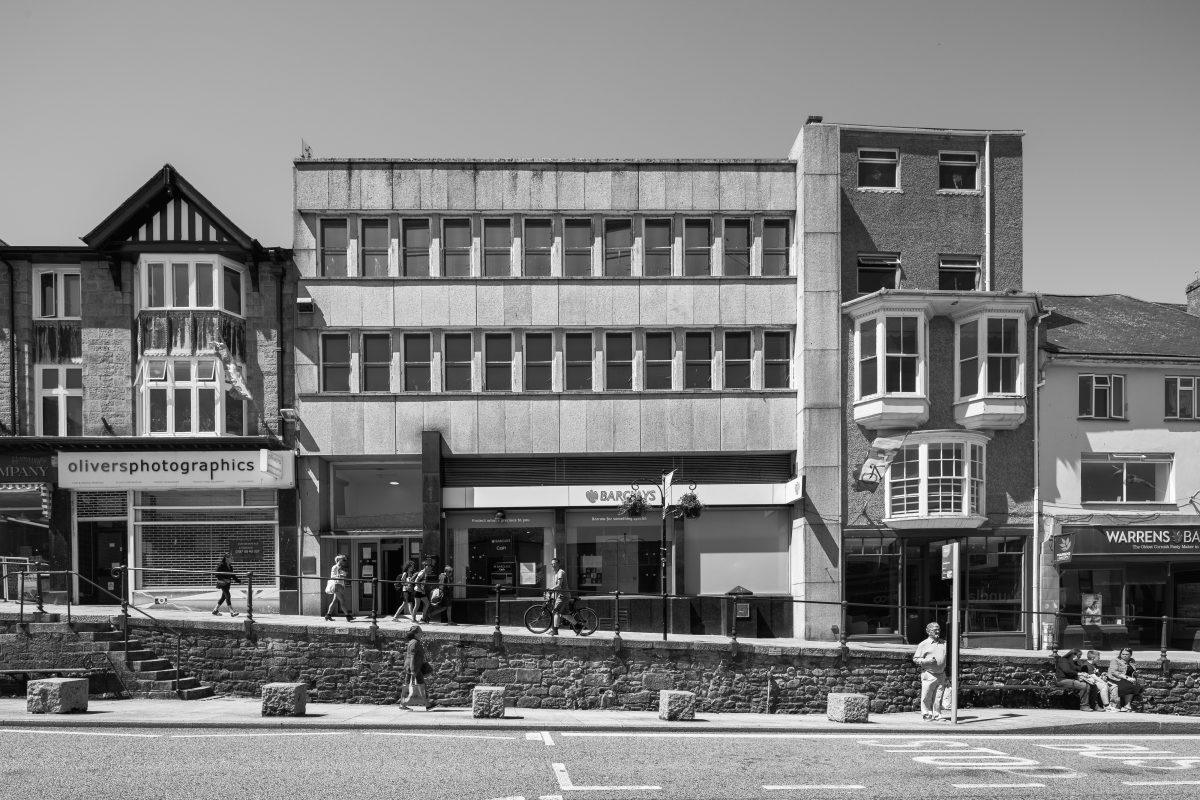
1 0 1198 302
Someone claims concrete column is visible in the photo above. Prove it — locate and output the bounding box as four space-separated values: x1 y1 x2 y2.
421 431 445 558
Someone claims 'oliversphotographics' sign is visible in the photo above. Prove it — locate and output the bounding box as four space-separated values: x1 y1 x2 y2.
1057 526 1200 560
58 450 296 490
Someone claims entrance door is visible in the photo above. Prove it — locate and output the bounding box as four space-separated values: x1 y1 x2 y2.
903 539 953 644
77 521 126 604
380 539 421 615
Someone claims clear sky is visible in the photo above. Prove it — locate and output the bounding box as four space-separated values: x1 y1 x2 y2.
2 0 1198 301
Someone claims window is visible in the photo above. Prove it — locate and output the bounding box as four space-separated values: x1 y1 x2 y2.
401 219 430 277
939 257 980 291
523 219 552 277
402 334 431 392
524 333 552 391
857 320 878 397
564 219 592 277
320 219 348 276
1166 377 1200 420
565 333 592 391
443 219 472 277
957 316 1022 398
644 219 672 277
1081 454 1172 503
222 266 242 315
140 258 243 315
484 333 512 391
1079 374 1125 420
360 333 391 392
139 357 243 435
35 269 81 319
443 333 472 391
939 152 978 191
762 219 790 276
684 219 712 276
483 219 511 277
644 332 673 390
684 332 712 389
724 331 751 389
602 219 632 277
36 365 82 436
605 333 633 390
723 219 750 276
858 149 898 189
321 334 351 392
764 331 791 389
885 437 986 520
361 219 389 277
857 315 922 398
857 255 899 294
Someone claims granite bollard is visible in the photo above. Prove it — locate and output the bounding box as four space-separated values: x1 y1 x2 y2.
472 685 506 718
658 689 696 721
826 692 870 723
27 677 88 714
261 682 308 717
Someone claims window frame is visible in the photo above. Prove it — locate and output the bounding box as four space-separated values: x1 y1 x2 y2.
855 313 926 400
604 331 634 391
401 217 431 278
442 218 473 278
762 219 791 276
723 330 752 389
35 364 83 436
644 331 674 391
722 218 751 277
319 218 349 277
360 332 392 393
857 254 900 295
938 256 981 291
563 218 593 278
684 331 713 390
320 333 352 393
683 218 713 277
643 218 673 277
443 332 473 392
483 332 513 391
564 331 593 392
359 218 391 278
602 219 633 277
1078 374 1126 420
1165 376 1200 421
938 151 980 192
1080 453 1174 504
522 218 553 278
482 218 512 278
523 332 554 392
137 356 244 436
763 330 791 389
857 148 899 190
954 314 1026 401
402 333 432 392
33 266 82 320
137 255 246 318
884 434 988 521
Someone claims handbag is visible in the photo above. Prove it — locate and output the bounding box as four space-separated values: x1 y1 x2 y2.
324 579 338 594
430 587 444 605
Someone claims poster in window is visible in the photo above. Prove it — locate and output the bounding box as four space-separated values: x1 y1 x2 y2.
1081 592 1102 626
519 562 538 586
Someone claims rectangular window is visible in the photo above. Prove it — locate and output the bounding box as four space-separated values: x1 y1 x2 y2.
884 316 918 393
722 219 750 277
403 333 431 392
1081 454 1172 503
524 333 553 391
139 357 224 435
401 219 430 277
858 321 878 397
1165 376 1199 420
888 446 921 516
483 219 512 277
985 318 1019 393
172 262 190 307
644 219 672 277
644 332 673 390
684 332 712 389
523 219 552 277
762 219 790 276
939 152 978 191
37 365 83 436
361 333 391 392
565 332 593 391
443 333 472 392
361 219 390 277
320 219 348 277
858 149 898 189
195 263 214 307
603 219 633 277
143 259 241 313
1079 374 1125 420
563 219 592 277
147 263 166 307
927 443 965 514
321 334 351 392
442 219 472 278
764 331 791 389
34 269 82 319
222 266 242 315
858 255 899 294
684 219 712 276
939 257 981 291
724 331 751 389
959 320 979 397
605 332 633 390
484 333 512 391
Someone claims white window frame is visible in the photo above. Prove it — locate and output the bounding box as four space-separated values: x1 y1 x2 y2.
1165 376 1200 421
1080 453 1174 504
855 313 926 400
136 255 246 317
35 364 84 436
856 254 900 295
857 148 899 190
938 256 981 291
954 314 1026 401
33 266 82 320
938 151 980 192
137 356 245 436
884 432 988 522
1079 374 1126 420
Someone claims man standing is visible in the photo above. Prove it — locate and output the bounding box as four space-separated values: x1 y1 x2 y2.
1055 648 1093 711
913 621 948 721
548 557 577 636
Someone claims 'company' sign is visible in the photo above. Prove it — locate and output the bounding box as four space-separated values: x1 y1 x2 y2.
58 450 296 490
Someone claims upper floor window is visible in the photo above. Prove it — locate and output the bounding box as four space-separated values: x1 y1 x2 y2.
139 357 245 435
885 435 986 524
644 219 672 277
762 220 790 276
724 331 751 389
484 333 512 391
483 219 512 278
1079 374 1125 420
723 220 750 277
444 332 472 391
361 219 390 277
443 219 472 278
684 332 712 389
36 365 82 436
402 333 431 391
857 255 899 294
361 333 391 392
644 331 673 390
1081 453 1172 504
939 152 978 191
957 316 1023 398
858 149 898 189
684 220 712 277
939 257 981 291
523 219 552 277
564 219 593 277
34 268 81 320
320 334 351 392
605 332 633 390
320 219 348 277
140 258 244 316
1165 376 1199 420
857 315 923 398
565 332 593 391
603 220 632 277
402 219 431 277
524 333 553 391
764 331 791 389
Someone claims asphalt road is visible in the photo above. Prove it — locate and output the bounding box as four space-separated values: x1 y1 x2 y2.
6 728 1200 799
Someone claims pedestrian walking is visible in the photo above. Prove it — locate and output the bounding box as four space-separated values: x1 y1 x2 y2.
324 553 355 622
913 621 948 721
422 563 457 625
211 554 241 617
398 625 431 710
410 557 431 623
1055 648 1092 710
390 559 418 621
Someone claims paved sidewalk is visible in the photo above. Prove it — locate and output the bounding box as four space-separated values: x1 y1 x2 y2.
3 696 1200 735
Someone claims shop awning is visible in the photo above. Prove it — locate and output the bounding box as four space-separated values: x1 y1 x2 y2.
1054 525 1200 563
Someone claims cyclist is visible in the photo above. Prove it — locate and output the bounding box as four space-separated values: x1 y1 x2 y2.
548 557 580 636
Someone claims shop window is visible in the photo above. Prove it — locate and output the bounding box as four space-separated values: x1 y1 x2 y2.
36 365 83 436
139 357 244 435
939 257 980 291
723 219 750 277
957 316 1023 398
523 219 552 277
964 536 1024 632
563 219 593 277
844 535 900 635
331 463 421 530
858 148 898 189
939 151 978 191
605 333 633 390
360 333 391 392
683 219 712 276
484 333 512 391
443 333 472 392
320 218 348 276
140 257 244 315
402 333 431 391
565 332 593 391
603 219 632 277
644 331 673 390
1079 374 1125 420
483 219 511 277
34 268 81 320
1081 453 1172 503
885 434 987 526
643 219 672 277
564 514 660 595
524 333 553 391
684 332 712 389
683 508 790 596
762 219 790 276
857 255 899 294
724 331 751 389
465 527 544 599
320 334 351 392
764 331 791 389
401 219 430 277
1165 376 1200 420
442 218 472 277
360 219 389 277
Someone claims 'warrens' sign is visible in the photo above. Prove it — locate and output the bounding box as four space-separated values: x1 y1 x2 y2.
58 450 295 490
1059 526 1200 558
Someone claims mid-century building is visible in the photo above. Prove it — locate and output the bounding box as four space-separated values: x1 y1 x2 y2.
1037 286 1200 651
0 166 297 609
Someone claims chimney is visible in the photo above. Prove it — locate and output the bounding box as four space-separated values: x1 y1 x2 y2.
805 115 824 125
1189 275 1200 316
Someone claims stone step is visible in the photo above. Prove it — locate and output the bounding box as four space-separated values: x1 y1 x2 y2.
147 676 200 691
71 630 123 641
136 668 179 681
122 650 157 663
179 685 214 700
104 640 144 652
130 658 171 672
23 622 74 634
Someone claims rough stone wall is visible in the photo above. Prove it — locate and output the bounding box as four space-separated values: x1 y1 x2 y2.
81 260 134 435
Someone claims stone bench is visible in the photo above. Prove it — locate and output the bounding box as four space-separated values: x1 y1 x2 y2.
472 685 506 718
826 692 869 723
261 682 307 717
27 677 88 714
658 689 695 721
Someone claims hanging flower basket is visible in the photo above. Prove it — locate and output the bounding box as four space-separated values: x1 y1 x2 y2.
617 489 648 518
676 491 704 519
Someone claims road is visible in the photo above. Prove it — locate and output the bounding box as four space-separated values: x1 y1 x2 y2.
5 728 1200 799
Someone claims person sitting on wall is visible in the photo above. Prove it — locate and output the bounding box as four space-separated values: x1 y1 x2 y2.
1107 646 1141 712
1055 648 1093 711
1078 649 1116 711
913 621 948 722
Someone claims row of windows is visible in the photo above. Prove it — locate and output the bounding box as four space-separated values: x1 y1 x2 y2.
318 329 792 394
1079 374 1200 421
317 216 791 279
857 254 983 294
858 149 980 193
32 260 248 320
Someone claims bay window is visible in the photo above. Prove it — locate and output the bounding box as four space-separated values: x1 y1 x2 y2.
139 256 245 315
852 310 928 429
884 432 988 527
954 313 1027 430
139 357 246 436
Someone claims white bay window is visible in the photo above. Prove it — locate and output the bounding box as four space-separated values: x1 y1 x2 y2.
138 357 246 436
853 310 928 429
138 256 244 316
885 431 988 528
954 313 1028 430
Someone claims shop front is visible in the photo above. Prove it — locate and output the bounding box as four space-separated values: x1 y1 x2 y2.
0 450 64 600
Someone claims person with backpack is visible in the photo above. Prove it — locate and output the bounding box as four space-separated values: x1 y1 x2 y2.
398 625 431 710
390 559 418 622
423 563 457 626
211 554 241 617
409 556 431 624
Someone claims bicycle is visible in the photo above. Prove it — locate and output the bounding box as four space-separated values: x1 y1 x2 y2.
523 594 598 636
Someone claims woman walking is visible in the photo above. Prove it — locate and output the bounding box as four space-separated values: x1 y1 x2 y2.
211 554 241 617
324 553 355 622
410 557 432 624
399 625 430 710
391 559 418 621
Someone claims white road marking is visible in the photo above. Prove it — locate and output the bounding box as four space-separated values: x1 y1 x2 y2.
564 732 1200 740
552 763 661 792
0 728 158 738
951 783 1045 789
364 731 516 740
171 731 345 739
526 731 555 746
1122 780 1200 786
538 796 564 800
763 785 864 790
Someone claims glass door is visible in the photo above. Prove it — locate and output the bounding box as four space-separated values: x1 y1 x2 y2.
903 538 953 644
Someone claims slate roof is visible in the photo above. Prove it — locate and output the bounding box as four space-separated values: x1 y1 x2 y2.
1041 293 1200 360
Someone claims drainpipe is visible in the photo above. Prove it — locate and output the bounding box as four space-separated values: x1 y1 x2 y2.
3 257 16 434
983 133 993 291
1031 308 1050 649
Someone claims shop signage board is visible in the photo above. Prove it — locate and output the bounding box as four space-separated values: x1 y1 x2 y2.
57 450 296 490
568 485 662 507
1058 525 1200 558
0 454 56 482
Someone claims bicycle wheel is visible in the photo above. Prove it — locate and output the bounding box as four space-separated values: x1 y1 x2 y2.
574 607 599 637
524 603 554 634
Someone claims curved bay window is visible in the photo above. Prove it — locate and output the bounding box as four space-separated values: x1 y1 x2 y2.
138 256 245 316
137 357 246 436
884 432 987 528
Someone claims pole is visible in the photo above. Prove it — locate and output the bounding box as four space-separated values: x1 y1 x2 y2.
950 540 960 725
660 506 668 642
